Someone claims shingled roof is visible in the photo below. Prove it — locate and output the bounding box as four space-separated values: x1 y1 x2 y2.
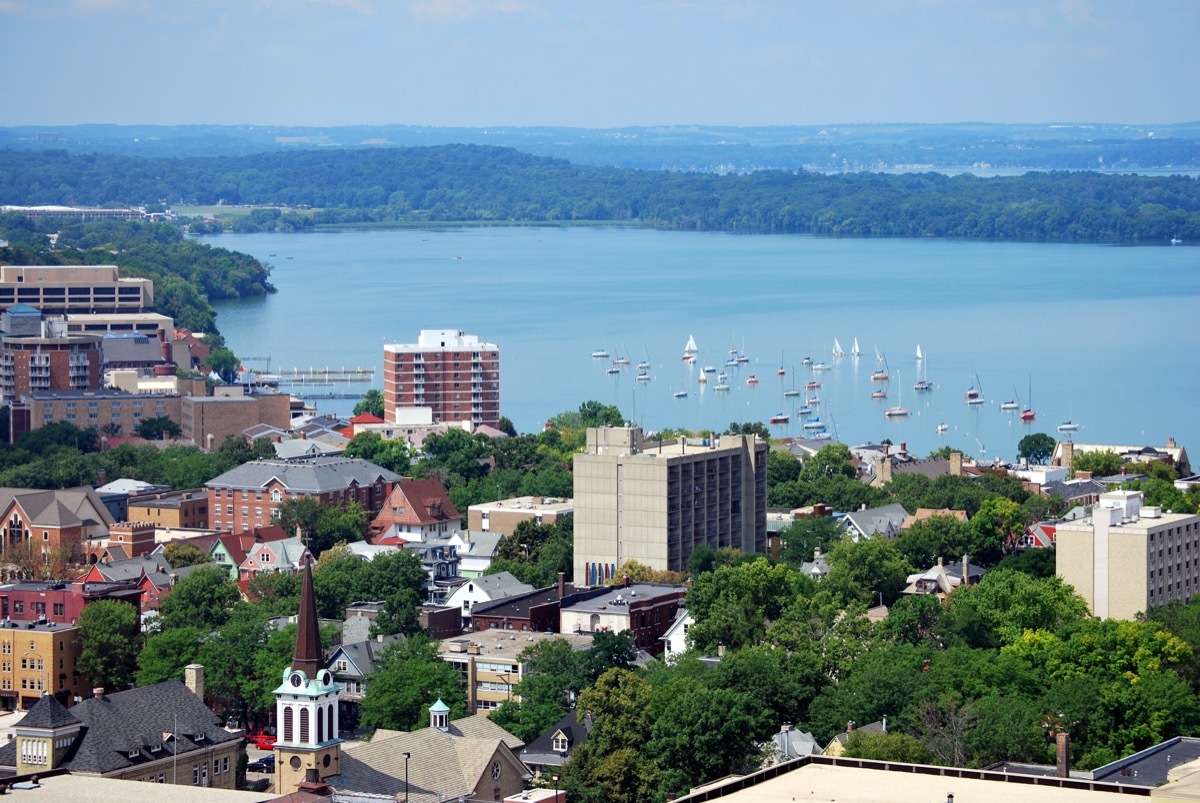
204 457 401 493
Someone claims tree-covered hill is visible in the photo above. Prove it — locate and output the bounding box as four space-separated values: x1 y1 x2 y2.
2 146 1198 242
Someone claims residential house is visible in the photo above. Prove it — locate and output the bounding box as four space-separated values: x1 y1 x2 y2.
1017 520 1058 550
769 724 820 763
823 719 888 757
901 556 985 598
470 574 582 634
451 529 505 578
521 709 590 779
0 486 115 571
0 578 141 626
798 548 830 580
368 478 462 544
204 456 402 534
325 633 404 732
0 675 243 789
401 539 462 603
842 502 909 541
661 608 694 662
443 572 535 629
1042 475 1107 507
237 536 313 581
209 525 289 580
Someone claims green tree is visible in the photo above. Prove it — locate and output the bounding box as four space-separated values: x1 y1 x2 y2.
725 421 770 440
343 432 412 475
358 635 467 731
312 501 370 554
205 347 241 382
777 515 843 569
1071 449 1124 478
273 496 323 541
825 535 913 606
648 686 767 788
163 541 211 569
1017 433 1056 465
198 609 271 723
136 626 205 686
967 497 1024 564
158 565 241 632
352 389 385 418
895 514 973 569
134 415 182 441
843 730 933 763
78 600 140 690
685 557 805 652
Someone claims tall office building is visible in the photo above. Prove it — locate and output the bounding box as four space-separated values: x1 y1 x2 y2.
383 329 500 429
573 427 768 585
1056 490 1200 620
0 265 153 315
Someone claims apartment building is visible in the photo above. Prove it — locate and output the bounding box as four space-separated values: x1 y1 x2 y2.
467 496 574 537
1056 490 1200 619
9 389 179 441
0 620 83 711
439 630 593 713
0 265 153 315
573 427 768 584
383 329 500 428
0 305 102 405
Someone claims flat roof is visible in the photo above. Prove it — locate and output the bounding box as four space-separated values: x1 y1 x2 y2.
439 630 594 662
562 583 686 614
469 496 574 514
0 774 270 802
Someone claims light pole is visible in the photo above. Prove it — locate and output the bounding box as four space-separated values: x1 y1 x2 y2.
402 751 410 803
553 773 560 801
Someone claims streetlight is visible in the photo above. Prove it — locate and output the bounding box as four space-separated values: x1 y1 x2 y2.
553 774 560 801
402 751 410 803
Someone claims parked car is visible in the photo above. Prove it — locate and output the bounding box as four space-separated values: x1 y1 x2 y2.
246 731 277 750
247 755 275 774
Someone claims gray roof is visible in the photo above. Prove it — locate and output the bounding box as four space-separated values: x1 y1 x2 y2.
522 709 590 768
843 503 910 539
0 680 239 775
20 694 79 729
0 486 116 529
445 572 534 606
100 333 166 365
1044 479 1107 501
273 438 344 460
204 456 401 493
328 634 405 679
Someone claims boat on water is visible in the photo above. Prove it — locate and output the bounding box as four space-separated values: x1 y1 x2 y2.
936 422 949 433
681 334 698 362
717 371 728 383
1020 375 1036 421
965 371 985 404
871 388 887 399
777 366 786 377
807 396 820 407
635 372 652 382
746 375 759 386
812 361 831 372
703 365 716 373
806 380 822 390
803 417 827 431
885 372 909 417
871 354 890 382
637 360 651 371
915 344 923 361
698 373 707 384
1057 420 1079 432
713 383 731 392
736 354 750 364
591 348 609 359
606 367 620 375
770 412 790 425
1000 399 1019 411
796 402 813 415
851 337 862 357
673 390 688 399
783 388 802 398
832 339 845 358
913 352 933 392
613 356 631 367
801 356 813 366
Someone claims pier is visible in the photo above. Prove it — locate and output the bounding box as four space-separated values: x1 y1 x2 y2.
274 367 376 385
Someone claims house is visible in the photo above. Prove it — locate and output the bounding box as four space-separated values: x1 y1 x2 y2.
0 486 116 570
900 507 968 530
521 709 591 778
205 456 402 535
1041 476 1107 507
901 556 985 598
443 571 535 629
237 536 313 580
823 719 887 756
798 548 830 580
466 496 574 539
661 607 694 661
1052 438 1190 478
842 502 909 541
769 724 820 763
0 674 243 789
325 633 405 733
399 538 462 603
332 707 528 803
452 529 505 577
367 478 462 543
1017 520 1058 550
209 525 289 580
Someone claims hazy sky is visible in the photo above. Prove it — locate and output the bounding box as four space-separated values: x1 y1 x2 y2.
2 0 1196 127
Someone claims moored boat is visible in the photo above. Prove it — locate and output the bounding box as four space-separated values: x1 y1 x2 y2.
673 390 688 399
592 348 609 359
770 412 790 424
746 375 759 386
851 337 862 357
871 388 887 399
682 334 698 362
806 380 821 390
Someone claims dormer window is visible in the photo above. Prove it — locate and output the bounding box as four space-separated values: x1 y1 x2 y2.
128 749 140 758
552 734 569 752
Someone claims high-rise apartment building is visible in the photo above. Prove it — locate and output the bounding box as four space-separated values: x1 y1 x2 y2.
1056 490 1200 620
573 427 768 585
383 329 500 428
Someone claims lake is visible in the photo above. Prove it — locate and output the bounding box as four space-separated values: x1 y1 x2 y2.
202 228 1198 464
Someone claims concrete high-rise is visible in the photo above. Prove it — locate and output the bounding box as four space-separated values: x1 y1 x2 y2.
1056 490 1200 620
573 427 768 585
383 329 500 429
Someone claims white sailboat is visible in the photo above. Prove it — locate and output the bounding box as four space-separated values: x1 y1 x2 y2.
885 371 910 417
832 338 845 358
915 344 923 361
851 337 862 357
913 351 933 392
681 334 698 362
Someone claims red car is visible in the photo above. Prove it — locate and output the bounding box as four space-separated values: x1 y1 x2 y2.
247 731 277 750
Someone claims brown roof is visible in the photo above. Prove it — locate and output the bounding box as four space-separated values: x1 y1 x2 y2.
370 479 460 534
901 507 968 529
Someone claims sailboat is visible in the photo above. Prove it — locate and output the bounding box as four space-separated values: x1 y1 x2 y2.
637 347 651 372
965 371 985 405
885 371 910 417
613 343 631 367
936 422 949 433
777 351 786 376
681 334 698 362
770 412 790 425
915 344 923 361
783 368 801 397
832 338 845 358
1000 383 1020 411
875 345 883 364
871 354 890 382
1020 376 1036 422
1057 404 1079 432
913 351 933 392
851 337 862 357
591 347 609 359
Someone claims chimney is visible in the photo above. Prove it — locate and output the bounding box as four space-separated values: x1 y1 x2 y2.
622 573 631 588
962 554 970 584
846 720 856 732
93 687 105 700
558 571 566 599
950 452 963 476
1076 470 1093 481
184 664 204 700
882 443 889 457
1168 437 1176 449
900 442 907 455
1056 731 1071 778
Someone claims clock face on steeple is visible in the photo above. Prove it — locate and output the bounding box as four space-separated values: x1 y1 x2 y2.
289 672 303 688
491 760 502 780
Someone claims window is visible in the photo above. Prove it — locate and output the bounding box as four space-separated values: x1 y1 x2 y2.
193 766 199 785
553 734 569 752
271 489 282 503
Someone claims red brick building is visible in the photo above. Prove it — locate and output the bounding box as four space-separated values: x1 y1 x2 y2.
383 329 500 429
0 579 142 625
203 457 403 534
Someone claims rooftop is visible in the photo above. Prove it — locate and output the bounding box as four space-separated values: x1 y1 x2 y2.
439 630 594 662
561 583 687 615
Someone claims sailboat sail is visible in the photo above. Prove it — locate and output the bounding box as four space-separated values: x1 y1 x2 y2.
852 337 862 357
682 334 698 361
916 344 923 361
833 338 844 357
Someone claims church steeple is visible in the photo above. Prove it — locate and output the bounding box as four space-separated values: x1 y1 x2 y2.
292 561 322 679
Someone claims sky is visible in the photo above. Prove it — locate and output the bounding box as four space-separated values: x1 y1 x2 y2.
1 0 1197 128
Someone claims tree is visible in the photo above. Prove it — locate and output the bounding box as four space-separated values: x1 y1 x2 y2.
198 609 272 724
134 415 182 441
895 514 974 569
358 635 466 731
343 432 412 475
1017 433 1056 465
78 599 141 690
843 730 932 763
137 626 205 686
649 686 767 788
685 558 805 652
205 347 241 382
312 501 370 554
825 535 913 606
273 496 323 542
163 541 211 568
158 565 241 632
778 515 843 569
352 389 385 418
1071 449 1124 478
725 421 770 440
968 497 1024 563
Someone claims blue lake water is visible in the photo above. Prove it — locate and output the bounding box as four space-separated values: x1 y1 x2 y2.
202 228 1198 463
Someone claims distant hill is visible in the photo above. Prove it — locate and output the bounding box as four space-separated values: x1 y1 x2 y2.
2 122 1198 172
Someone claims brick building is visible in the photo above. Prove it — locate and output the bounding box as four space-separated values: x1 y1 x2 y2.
0 579 141 627
9 389 179 442
126 489 209 531
180 390 291 450
467 496 574 538
0 486 115 569
0 620 84 711
383 329 500 429
204 457 403 534
0 305 102 405
0 265 153 315
368 479 462 543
